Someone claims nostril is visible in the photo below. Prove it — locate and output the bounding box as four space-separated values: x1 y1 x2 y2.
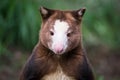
57 48 63 53
54 44 64 54
55 47 63 53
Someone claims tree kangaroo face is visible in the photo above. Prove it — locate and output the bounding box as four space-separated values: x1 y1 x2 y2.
39 7 86 55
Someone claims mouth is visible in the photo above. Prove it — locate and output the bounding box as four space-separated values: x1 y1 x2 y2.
53 50 64 55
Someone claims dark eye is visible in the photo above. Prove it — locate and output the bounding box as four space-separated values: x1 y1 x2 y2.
67 33 71 37
50 31 54 36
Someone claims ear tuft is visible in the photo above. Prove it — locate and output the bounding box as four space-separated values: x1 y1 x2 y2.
72 8 86 20
40 6 48 16
78 8 86 17
39 6 54 19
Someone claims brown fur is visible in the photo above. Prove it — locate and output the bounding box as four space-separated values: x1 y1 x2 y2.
40 10 82 53
19 7 94 80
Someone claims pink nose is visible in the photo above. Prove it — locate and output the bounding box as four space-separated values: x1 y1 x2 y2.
54 44 63 54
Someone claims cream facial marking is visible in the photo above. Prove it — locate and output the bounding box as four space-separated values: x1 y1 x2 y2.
51 20 69 54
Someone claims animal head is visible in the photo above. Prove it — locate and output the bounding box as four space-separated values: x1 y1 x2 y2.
39 7 86 55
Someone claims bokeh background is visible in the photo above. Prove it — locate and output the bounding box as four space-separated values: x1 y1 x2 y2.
0 0 120 80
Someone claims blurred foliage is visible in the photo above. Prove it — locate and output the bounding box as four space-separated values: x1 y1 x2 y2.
98 76 104 80
0 0 120 53
0 0 40 53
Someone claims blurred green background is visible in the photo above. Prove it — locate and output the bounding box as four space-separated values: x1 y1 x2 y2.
0 0 120 80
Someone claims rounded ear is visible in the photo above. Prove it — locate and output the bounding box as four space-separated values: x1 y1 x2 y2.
72 8 86 20
39 6 54 19
77 8 86 17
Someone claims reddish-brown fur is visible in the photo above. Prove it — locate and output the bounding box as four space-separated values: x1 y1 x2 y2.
19 7 94 80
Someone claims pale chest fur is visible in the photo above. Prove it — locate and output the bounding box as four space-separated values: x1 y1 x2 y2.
41 66 75 80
